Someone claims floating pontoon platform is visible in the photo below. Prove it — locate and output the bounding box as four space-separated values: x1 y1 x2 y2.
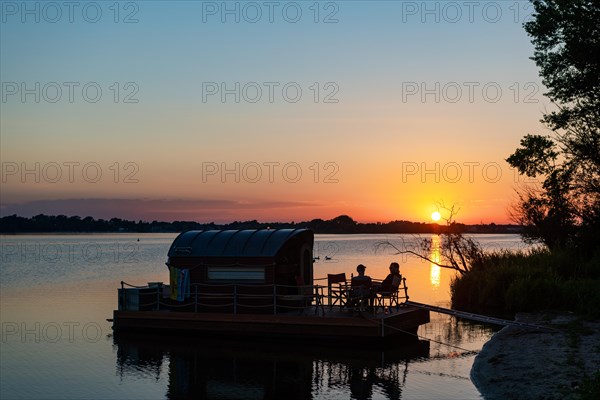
113 306 429 340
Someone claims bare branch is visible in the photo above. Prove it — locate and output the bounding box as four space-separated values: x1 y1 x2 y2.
375 240 466 274
374 204 483 276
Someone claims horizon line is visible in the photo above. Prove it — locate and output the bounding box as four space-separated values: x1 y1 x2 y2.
0 213 521 227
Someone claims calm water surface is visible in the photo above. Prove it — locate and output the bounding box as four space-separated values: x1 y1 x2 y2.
0 233 527 399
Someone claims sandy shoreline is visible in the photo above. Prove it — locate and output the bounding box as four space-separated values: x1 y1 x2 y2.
471 313 600 400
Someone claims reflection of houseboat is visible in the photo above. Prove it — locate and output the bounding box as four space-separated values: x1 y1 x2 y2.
112 229 429 340
114 331 430 399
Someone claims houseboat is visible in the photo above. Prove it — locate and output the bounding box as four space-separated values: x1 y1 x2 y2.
112 229 429 340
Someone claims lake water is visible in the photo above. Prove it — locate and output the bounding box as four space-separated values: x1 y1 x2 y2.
0 233 527 399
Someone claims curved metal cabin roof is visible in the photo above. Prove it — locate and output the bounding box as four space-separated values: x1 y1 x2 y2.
167 229 313 258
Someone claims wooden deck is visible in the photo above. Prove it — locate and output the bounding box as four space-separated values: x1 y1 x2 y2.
112 306 430 340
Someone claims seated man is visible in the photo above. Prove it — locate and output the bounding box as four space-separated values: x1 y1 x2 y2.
350 264 373 310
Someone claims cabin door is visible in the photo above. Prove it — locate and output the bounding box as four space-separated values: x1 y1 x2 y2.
299 243 313 285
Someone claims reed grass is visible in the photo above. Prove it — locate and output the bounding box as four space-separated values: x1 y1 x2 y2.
450 247 600 317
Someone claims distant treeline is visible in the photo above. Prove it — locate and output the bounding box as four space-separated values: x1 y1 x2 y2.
0 214 522 234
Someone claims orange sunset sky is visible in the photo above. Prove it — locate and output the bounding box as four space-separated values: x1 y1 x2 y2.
1 1 547 224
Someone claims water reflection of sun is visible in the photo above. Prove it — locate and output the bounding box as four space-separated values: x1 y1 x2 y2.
429 235 441 289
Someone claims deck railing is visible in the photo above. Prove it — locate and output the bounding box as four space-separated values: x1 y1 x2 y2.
119 281 326 316
313 276 410 308
119 278 410 316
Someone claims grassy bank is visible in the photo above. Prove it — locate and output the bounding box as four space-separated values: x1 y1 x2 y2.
450 247 600 317
455 247 600 399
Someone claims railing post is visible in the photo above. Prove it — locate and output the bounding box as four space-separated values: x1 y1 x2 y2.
233 284 237 315
156 284 160 311
403 277 409 302
120 281 124 311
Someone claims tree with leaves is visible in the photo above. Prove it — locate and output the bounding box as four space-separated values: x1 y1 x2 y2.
507 0 600 253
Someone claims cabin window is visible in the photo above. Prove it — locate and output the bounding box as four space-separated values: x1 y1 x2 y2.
207 266 265 281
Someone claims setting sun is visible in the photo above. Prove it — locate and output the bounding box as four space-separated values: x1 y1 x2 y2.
431 211 441 221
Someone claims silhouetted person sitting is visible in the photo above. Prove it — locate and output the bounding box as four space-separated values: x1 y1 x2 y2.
350 264 372 310
379 262 402 293
375 262 403 313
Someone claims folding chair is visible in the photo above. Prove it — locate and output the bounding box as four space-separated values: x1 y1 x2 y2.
374 275 406 313
327 273 348 310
